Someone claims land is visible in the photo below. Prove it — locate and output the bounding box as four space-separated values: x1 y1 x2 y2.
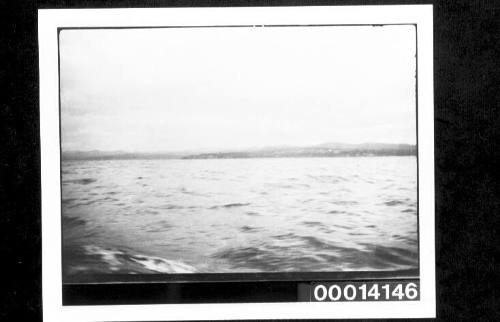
62 143 416 161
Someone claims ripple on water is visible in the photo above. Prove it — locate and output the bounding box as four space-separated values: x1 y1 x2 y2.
211 246 304 271
331 200 358 206
302 221 326 228
240 225 259 233
383 199 409 206
66 178 97 185
209 202 251 209
62 215 87 228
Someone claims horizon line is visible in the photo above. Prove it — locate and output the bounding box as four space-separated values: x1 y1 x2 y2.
62 142 417 154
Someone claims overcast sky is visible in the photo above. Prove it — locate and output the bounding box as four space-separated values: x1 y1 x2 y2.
60 25 416 152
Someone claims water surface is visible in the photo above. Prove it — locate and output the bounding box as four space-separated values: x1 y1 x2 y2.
62 156 418 279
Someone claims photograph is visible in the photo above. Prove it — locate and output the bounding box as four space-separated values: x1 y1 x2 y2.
6 0 497 320
59 24 418 281
38 5 435 320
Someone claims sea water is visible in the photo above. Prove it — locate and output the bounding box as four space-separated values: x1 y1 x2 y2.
62 156 417 279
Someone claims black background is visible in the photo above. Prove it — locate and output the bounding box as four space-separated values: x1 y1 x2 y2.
1 0 499 321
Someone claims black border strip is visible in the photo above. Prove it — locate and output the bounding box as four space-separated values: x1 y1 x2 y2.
58 24 420 303
65 268 419 284
63 278 420 305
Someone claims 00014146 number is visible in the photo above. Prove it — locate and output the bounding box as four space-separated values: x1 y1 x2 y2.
308 281 419 302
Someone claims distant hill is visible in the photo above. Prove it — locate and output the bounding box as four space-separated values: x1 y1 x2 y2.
61 151 181 161
62 143 416 161
315 142 415 150
182 143 416 159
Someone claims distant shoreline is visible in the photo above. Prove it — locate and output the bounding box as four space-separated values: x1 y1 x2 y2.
61 151 417 161
62 155 417 161
62 143 416 161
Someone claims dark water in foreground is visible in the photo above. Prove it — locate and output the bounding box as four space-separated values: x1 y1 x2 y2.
62 156 417 279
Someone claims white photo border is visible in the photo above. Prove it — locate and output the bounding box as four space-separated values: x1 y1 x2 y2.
39 5 434 321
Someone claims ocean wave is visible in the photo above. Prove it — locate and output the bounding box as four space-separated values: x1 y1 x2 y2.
307 174 348 184
130 255 196 274
66 178 97 185
67 196 119 208
383 199 409 206
79 245 197 274
212 237 418 272
301 221 326 228
328 210 345 214
239 225 259 232
330 200 358 206
160 204 185 210
62 216 86 228
209 202 251 209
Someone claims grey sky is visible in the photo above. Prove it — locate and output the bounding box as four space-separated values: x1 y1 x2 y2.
60 25 416 152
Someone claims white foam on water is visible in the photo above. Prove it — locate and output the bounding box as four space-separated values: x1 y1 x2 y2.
84 245 123 268
83 244 197 273
130 256 197 273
